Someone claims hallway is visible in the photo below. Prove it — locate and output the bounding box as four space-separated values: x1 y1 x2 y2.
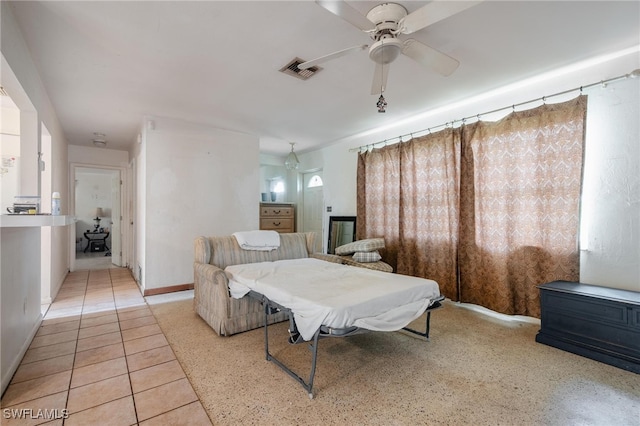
1 269 211 425
74 251 118 271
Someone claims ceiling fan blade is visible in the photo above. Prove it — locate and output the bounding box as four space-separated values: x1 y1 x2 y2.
371 63 389 95
299 45 368 70
316 0 376 32
402 39 459 76
399 1 483 34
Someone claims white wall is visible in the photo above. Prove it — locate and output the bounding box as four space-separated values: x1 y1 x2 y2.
1 2 70 393
136 117 260 291
68 145 129 168
580 76 640 291
134 136 146 287
299 49 640 292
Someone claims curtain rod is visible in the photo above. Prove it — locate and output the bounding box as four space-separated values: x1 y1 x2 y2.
350 68 640 153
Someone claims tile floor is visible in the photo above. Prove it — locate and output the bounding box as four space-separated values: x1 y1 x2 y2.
74 251 117 271
1 268 212 425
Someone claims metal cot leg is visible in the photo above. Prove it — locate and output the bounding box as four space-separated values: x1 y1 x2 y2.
264 303 270 360
402 297 444 339
262 299 320 399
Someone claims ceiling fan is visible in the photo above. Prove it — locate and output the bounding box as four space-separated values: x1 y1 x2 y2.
300 1 482 95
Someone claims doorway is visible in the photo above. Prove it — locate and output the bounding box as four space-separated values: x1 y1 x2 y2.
72 166 123 270
301 170 323 252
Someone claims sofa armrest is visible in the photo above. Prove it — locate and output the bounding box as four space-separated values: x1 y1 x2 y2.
194 261 228 288
194 260 284 336
194 261 231 323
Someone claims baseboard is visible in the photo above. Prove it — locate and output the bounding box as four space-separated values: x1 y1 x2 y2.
143 283 194 297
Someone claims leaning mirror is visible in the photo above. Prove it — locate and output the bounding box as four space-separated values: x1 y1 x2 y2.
327 216 356 254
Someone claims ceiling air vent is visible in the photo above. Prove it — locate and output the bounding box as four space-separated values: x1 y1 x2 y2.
279 57 321 81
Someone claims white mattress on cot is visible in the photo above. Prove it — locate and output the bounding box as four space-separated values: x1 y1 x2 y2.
226 258 441 341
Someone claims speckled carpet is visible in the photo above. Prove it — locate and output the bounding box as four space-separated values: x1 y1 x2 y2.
149 298 640 425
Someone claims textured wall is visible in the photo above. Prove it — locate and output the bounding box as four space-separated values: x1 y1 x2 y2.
580 77 640 291
142 117 260 290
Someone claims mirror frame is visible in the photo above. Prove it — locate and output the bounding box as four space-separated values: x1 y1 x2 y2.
327 216 357 254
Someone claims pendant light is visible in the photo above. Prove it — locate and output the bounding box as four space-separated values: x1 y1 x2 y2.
285 142 300 170
377 94 387 113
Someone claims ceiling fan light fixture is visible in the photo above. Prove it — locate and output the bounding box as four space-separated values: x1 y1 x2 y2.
284 142 300 170
369 38 402 64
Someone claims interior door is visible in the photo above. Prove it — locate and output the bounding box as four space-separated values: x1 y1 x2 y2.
302 171 323 252
110 173 122 266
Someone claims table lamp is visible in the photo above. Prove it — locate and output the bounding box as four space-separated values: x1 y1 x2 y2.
94 208 103 231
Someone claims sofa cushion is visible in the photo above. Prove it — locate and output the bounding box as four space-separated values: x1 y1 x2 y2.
270 233 310 262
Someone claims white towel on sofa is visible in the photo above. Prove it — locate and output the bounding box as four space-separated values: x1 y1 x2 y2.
232 230 280 251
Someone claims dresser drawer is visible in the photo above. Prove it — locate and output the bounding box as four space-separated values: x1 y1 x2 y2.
260 218 293 231
261 206 293 217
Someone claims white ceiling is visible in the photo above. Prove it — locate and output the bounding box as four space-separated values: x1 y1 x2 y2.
7 1 640 156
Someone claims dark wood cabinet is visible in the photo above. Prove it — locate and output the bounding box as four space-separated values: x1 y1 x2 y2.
536 280 640 374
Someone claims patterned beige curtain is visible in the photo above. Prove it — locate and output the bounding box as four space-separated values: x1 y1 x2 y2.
357 144 402 271
459 96 587 316
356 96 587 317
357 129 461 299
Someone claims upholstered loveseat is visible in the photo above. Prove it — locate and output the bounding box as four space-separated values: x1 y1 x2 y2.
194 232 335 336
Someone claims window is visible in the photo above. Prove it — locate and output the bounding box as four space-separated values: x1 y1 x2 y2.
307 175 323 188
272 180 285 193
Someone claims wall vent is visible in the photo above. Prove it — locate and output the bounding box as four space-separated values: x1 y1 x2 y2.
279 57 321 81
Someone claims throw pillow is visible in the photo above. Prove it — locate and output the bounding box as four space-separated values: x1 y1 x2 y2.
335 238 385 255
352 251 382 263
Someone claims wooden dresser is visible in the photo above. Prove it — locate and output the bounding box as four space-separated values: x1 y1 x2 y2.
259 203 294 233
536 280 640 373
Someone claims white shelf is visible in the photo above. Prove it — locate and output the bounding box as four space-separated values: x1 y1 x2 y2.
0 215 76 228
